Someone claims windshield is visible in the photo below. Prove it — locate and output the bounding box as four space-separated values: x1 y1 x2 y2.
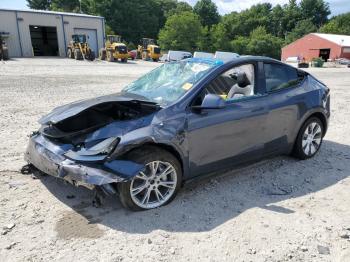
73 35 86 43
122 60 218 105
109 35 121 42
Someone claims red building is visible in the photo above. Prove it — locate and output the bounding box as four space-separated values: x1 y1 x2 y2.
281 33 350 62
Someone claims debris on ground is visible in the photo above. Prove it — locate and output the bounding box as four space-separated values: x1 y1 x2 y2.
5 242 17 250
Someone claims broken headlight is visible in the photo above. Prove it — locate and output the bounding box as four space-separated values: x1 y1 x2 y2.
64 137 120 161
77 137 119 156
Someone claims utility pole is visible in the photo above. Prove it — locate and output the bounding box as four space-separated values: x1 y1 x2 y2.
79 0 82 13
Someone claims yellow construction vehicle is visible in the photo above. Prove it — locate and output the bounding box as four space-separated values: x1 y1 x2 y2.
99 35 128 62
0 32 9 60
67 34 95 61
137 38 161 62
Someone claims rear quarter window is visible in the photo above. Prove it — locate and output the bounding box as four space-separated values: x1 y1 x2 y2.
264 63 299 92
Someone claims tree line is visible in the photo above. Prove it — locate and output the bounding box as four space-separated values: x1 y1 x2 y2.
27 0 350 59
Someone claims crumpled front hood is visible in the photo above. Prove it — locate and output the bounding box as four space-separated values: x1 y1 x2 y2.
39 92 155 125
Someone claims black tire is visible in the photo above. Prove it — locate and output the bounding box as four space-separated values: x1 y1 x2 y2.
293 117 324 160
118 146 182 211
89 51 95 61
2 48 9 60
107 50 114 62
152 58 159 62
121 58 127 63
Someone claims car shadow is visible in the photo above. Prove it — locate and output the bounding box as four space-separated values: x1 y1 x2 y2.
38 140 349 235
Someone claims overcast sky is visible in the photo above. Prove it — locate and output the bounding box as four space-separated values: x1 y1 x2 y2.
0 0 349 16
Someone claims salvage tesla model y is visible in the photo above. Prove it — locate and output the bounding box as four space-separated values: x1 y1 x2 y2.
24 57 330 210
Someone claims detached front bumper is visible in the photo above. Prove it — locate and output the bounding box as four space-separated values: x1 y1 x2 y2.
24 133 144 191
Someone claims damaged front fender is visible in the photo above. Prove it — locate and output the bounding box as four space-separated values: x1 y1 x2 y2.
25 134 145 190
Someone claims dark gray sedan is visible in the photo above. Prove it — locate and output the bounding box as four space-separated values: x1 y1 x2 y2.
24 57 330 210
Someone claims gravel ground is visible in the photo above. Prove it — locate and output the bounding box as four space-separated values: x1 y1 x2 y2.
0 58 349 262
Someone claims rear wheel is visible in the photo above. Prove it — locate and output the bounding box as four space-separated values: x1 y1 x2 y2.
118 146 182 211
121 58 127 63
293 117 324 159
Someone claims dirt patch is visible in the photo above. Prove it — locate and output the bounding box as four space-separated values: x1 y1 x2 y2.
55 211 104 240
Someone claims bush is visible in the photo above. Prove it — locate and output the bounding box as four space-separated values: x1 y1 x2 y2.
311 57 324 67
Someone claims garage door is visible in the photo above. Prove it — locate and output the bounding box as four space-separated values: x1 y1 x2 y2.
74 28 98 53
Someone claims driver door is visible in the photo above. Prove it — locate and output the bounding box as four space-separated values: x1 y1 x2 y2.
186 63 269 177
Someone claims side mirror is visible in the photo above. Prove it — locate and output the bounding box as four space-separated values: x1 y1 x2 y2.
192 94 226 111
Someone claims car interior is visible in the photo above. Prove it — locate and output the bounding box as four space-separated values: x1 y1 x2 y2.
192 64 255 106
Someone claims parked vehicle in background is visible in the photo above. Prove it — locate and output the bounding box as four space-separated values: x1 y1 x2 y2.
128 50 137 60
67 34 95 61
99 35 128 63
214 51 239 62
285 56 309 68
137 38 161 62
335 58 350 65
165 50 192 62
194 51 214 59
23 56 330 211
159 53 168 62
285 57 299 68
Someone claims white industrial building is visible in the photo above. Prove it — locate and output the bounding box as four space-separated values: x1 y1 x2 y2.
0 8 105 58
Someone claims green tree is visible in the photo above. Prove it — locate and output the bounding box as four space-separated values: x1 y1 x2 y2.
50 0 80 12
281 0 302 35
210 23 230 51
319 12 350 35
197 26 213 52
221 3 272 38
26 0 51 10
166 2 193 17
88 0 161 44
154 0 178 29
300 0 330 27
158 11 203 51
246 26 283 59
193 0 220 28
285 19 317 44
270 4 285 37
230 36 249 55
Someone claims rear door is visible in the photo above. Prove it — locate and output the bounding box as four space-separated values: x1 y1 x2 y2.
263 62 306 155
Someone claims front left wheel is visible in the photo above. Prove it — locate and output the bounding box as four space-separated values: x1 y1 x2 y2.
118 146 182 211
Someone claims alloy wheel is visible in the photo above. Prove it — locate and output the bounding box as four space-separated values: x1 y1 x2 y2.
130 161 177 209
302 122 322 156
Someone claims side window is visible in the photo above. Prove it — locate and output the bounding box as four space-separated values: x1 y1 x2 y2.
264 63 299 92
193 64 255 105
